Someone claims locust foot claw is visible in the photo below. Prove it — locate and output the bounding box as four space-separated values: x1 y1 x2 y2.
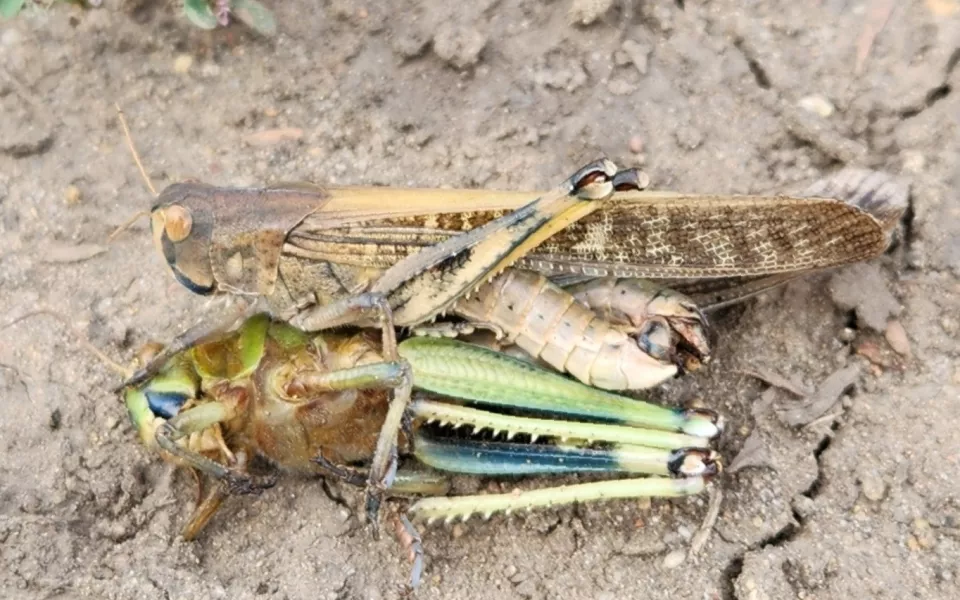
222 471 277 496
667 448 723 479
681 407 725 439
612 168 650 192
364 485 387 540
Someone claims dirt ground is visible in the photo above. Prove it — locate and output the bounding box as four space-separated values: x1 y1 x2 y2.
1 1 959 599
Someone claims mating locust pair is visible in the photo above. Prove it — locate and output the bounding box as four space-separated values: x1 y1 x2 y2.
118 156 904 588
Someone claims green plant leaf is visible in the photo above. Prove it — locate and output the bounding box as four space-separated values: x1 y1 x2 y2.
183 0 218 30
232 0 276 36
0 0 26 20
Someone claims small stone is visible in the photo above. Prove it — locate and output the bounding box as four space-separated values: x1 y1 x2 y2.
798 94 836 118
913 518 936 549
884 320 911 356
940 316 958 334
629 135 644 154
245 128 304 147
1 28 23 47
105 415 119 430
662 549 686 569
433 23 486 69
860 472 886 501
907 535 922 551
606 79 636 96
792 495 817 519
173 54 194 74
663 550 687 569
621 40 651 75
569 0 614 26
677 525 692 541
263 106 279 118
838 327 856 342
902 151 926 174
675 126 702 150
199 62 221 78
392 30 431 59
451 523 466 539
64 184 82 205
620 538 666 556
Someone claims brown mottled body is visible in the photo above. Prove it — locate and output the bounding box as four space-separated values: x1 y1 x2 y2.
142 166 903 396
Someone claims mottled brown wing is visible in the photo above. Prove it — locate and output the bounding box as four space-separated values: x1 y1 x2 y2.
632 168 909 311
283 183 894 281
518 193 887 279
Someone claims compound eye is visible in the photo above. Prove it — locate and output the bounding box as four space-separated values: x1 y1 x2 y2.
144 390 188 420
163 204 193 242
636 320 673 362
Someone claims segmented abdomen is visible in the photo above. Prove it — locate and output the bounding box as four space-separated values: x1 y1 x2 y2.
453 269 676 390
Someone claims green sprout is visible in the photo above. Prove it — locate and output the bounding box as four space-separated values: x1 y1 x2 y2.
184 0 276 36
1 0 276 37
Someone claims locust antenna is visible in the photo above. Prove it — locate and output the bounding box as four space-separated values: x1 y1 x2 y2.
109 103 157 242
116 103 157 197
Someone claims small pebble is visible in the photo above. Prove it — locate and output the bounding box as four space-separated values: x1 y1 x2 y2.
245 128 304 147
64 184 81 205
798 94 835 118
939 316 958 335
662 549 686 569
838 327 856 343
451 523 466 539
913 518 936 549
433 24 487 69
1 28 22 47
628 135 644 154
884 320 911 356
620 40 651 75
860 473 886 501
173 54 194 74
752 515 764 528
569 0 614 26
675 126 703 150
902 151 926 174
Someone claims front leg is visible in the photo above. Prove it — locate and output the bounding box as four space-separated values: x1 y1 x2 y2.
286 353 413 537
155 402 277 495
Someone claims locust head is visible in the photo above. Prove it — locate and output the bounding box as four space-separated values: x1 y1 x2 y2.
123 341 200 448
151 183 219 296
638 290 713 374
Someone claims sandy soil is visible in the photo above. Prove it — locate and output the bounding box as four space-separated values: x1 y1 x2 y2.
1 1 959 599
